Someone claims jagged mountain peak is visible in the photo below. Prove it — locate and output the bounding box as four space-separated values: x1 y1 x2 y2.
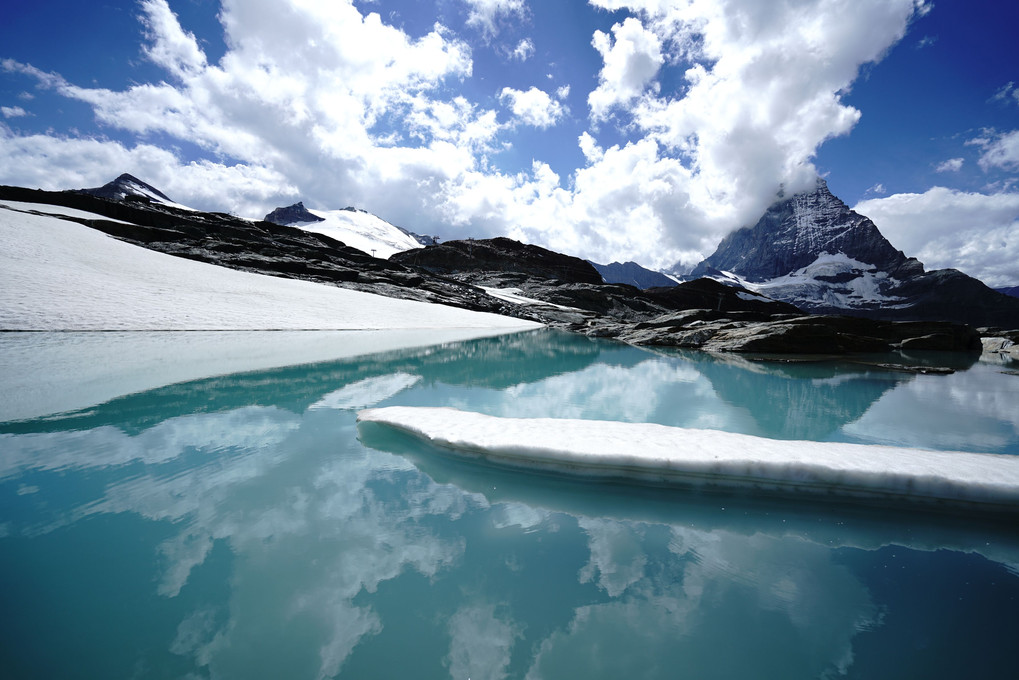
691 177 912 282
685 178 1019 326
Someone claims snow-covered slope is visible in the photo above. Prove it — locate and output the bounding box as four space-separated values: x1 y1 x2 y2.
289 207 425 259
709 253 911 312
358 407 1019 513
0 201 541 332
78 172 195 211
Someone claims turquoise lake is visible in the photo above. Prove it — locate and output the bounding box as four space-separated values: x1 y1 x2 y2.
1 328 1018 679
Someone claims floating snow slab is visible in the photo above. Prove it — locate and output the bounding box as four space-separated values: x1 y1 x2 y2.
357 407 1019 513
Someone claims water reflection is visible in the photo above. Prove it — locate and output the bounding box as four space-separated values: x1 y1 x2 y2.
1 330 1017 679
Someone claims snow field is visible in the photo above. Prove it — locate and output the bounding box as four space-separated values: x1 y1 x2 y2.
0 204 541 332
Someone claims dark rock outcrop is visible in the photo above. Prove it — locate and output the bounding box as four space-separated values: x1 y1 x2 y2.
615 312 982 355
392 237 604 285
264 202 324 225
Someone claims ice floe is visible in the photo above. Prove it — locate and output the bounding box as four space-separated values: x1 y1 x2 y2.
357 407 1019 512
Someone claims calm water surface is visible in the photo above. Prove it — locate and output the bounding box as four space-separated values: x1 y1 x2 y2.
1 329 1018 679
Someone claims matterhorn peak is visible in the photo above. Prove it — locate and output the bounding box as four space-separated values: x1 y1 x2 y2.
691 177 909 282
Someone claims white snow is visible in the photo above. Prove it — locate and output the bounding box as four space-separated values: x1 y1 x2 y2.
710 253 909 310
293 208 423 259
0 204 542 332
479 287 577 310
0 329 526 423
357 407 1019 512
119 178 196 211
0 199 137 225
310 373 422 411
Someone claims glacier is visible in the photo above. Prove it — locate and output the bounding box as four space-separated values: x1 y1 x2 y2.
357 407 1019 513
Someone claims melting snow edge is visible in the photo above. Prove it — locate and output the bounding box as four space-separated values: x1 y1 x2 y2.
357 407 1019 512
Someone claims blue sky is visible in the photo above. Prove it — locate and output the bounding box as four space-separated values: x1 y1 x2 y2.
1 0 1017 286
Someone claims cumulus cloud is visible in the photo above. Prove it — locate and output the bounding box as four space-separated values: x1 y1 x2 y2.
499 86 564 128
934 157 964 173
974 129 1019 171
0 0 932 270
855 187 1019 287
462 0 526 39
511 37 535 61
588 17 663 122
1 105 28 118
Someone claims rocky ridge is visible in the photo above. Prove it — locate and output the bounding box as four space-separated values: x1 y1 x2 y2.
590 260 678 289
0 178 1001 356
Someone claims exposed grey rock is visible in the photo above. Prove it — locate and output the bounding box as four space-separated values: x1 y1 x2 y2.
392 237 605 284
691 178 911 281
615 312 982 355
589 260 677 289
264 201 324 225
687 178 1019 328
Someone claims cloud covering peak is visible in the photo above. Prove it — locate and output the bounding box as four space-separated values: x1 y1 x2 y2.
0 0 939 272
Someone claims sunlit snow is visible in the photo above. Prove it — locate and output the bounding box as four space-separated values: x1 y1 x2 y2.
358 407 1019 512
292 208 424 259
0 202 541 332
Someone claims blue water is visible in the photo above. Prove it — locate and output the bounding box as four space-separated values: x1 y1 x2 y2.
1 329 1018 679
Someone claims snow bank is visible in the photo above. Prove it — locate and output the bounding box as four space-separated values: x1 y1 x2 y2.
0 204 541 332
357 407 1019 512
480 287 577 310
294 208 423 259
0 329 528 422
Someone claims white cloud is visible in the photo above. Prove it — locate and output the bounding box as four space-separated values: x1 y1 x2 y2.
866 182 887 195
974 129 1019 171
934 157 964 173
511 38 535 61
855 187 1019 287
0 0 933 271
588 17 663 122
462 0 526 39
138 0 207 80
1 105 28 118
992 82 1019 107
445 604 520 680
499 86 564 128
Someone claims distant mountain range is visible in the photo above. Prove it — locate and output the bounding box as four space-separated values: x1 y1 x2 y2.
996 286 1019 299
685 179 1019 328
589 261 678 289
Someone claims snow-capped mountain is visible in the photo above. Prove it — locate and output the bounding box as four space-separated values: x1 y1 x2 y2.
688 179 1019 327
265 202 433 259
77 173 193 210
